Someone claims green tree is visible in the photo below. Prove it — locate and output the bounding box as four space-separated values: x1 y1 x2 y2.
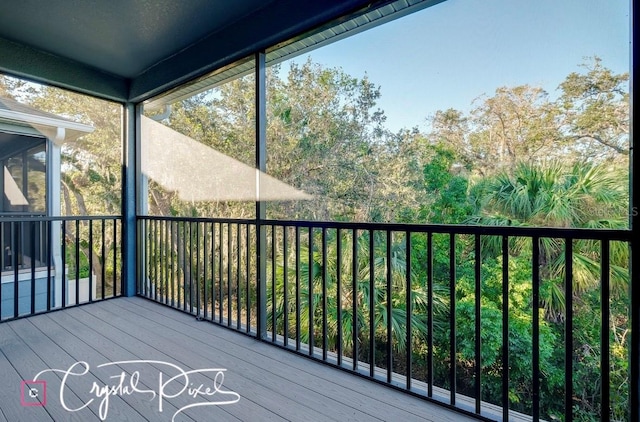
466 161 630 420
153 60 398 222
469 161 628 314
266 60 387 221
428 59 629 178
559 56 630 160
268 230 448 358
419 145 473 223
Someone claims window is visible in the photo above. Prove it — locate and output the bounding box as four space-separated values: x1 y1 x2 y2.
0 135 46 214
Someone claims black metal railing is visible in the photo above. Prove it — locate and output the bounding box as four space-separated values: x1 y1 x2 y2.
138 216 632 422
137 216 256 332
0 215 123 321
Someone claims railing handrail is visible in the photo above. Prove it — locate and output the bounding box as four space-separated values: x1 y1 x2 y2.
0 215 121 222
137 215 632 241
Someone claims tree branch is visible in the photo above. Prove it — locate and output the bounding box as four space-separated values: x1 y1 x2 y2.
569 134 629 155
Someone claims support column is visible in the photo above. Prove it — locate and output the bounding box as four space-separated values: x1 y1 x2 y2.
122 103 137 297
629 1 637 419
255 51 267 340
137 105 149 295
48 128 64 307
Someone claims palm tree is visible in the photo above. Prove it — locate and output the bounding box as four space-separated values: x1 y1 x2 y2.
267 229 448 359
467 161 629 319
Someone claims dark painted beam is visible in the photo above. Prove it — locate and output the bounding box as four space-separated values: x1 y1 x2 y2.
0 37 129 102
128 0 381 102
630 0 638 419
255 51 267 340
122 103 137 297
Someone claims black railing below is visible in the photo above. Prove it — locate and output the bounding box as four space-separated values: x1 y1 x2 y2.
138 216 632 422
0 215 123 321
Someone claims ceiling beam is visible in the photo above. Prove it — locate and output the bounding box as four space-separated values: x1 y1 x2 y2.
0 37 129 103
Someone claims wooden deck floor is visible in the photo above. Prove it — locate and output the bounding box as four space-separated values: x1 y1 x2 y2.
0 297 480 422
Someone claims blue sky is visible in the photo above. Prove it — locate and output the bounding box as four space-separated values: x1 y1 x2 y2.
292 0 631 133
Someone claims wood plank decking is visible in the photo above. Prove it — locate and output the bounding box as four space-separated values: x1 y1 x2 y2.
0 297 479 422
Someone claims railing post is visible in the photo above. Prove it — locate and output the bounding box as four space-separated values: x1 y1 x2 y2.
255 50 267 339
121 102 137 297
